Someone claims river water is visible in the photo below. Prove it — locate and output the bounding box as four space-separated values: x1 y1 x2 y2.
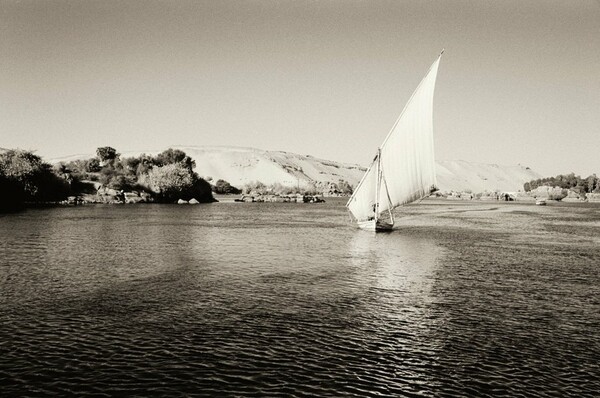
1 199 599 397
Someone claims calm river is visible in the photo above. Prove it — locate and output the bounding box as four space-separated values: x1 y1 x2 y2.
1 199 599 397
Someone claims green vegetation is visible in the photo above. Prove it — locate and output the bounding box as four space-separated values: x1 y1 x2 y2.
241 179 353 196
524 173 600 196
213 179 242 194
57 147 214 203
0 147 215 211
96 146 118 163
0 149 71 211
547 189 568 201
142 162 213 203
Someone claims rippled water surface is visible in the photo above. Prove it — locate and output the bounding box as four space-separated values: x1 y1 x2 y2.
1 200 599 397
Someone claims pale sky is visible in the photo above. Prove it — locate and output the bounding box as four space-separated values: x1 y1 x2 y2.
1 0 599 176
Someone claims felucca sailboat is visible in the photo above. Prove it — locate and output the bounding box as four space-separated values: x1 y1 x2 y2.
346 51 443 232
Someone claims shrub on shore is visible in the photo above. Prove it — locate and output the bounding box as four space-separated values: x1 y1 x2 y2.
524 173 599 196
58 147 215 203
213 179 241 194
241 179 353 196
1 147 216 209
142 163 214 203
0 149 70 211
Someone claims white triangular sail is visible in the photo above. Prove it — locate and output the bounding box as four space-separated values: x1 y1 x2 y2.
347 53 442 223
346 157 378 222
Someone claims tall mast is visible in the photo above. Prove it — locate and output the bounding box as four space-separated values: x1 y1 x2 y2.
374 149 381 222
380 166 395 225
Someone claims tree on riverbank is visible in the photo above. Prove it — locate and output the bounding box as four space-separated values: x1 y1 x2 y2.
213 179 241 194
96 146 118 163
241 179 353 196
0 147 216 209
142 163 214 203
524 173 599 195
0 149 70 211
57 147 215 203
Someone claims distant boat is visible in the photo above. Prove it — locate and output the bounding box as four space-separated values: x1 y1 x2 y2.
346 51 443 232
536 199 547 206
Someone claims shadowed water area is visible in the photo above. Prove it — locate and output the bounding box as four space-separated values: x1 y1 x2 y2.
1 199 599 397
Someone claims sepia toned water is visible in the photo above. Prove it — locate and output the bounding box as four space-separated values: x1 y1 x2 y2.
1 199 599 397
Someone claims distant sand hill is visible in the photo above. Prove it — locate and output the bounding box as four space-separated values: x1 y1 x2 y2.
436 160 541 193
51 145 541 193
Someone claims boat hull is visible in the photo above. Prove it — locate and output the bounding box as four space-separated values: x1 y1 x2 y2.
357 219 394 232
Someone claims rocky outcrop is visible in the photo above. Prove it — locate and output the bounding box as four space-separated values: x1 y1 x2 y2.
124 192 145 204
67 186 154 204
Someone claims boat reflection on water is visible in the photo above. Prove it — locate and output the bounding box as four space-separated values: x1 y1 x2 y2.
346 229 448 390
348 230 443 291
348 229 445 328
